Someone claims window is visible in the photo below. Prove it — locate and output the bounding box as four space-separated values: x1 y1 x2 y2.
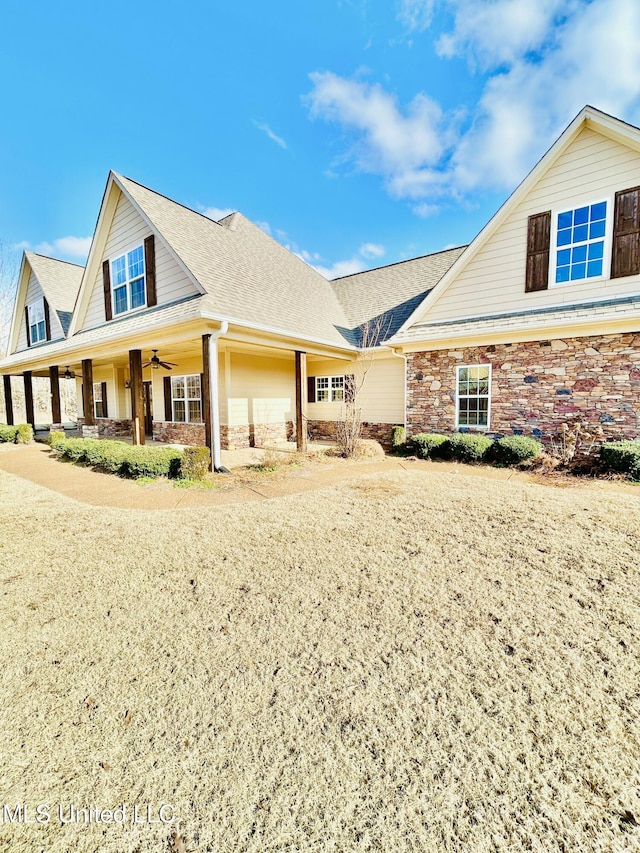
111 245 146 315
316 375 344 403
171 375 202 423
456 365 491 429
552 201 608 285
27 299 46 344
93 383 105 419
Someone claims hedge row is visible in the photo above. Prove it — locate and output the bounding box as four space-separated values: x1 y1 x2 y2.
0 424 33 444
407 432 542 465
50 435 210 480
599 440 640 480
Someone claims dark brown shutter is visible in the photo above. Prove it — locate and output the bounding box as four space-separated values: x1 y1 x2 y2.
24 306 31 347
525 211 551 292
611 186 640 278
163 376 172 421
102 260 113 321
44 299 51 341
144 235 157 307
101 382 108 418
345 374 355 403
307 376 316 403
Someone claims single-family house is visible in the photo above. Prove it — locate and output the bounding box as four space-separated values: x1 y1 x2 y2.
1 105 639 465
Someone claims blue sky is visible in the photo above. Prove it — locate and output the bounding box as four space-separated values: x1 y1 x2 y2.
2 0 640 280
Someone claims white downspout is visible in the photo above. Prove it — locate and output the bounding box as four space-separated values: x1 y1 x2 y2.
208 321 228 471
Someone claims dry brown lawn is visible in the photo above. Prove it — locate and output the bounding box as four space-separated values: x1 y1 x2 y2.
0 463 639 852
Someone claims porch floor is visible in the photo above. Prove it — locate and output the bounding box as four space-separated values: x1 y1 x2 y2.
34 428 335 470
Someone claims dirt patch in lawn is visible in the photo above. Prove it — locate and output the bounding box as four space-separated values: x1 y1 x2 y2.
0 464 639 852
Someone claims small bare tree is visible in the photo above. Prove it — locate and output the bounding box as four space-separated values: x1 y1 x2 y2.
0 242 19 358
335 316 388 457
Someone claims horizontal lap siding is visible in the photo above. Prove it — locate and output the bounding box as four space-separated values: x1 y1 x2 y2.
81 191 198 332
308 357 404 423
423 128 640 324
227 353 294 426
16 271 64 350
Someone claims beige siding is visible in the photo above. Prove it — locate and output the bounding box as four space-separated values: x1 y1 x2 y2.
308 356 404 423
421 127 640 324
16 270 65 351
81 190 198 332
227 352 295 426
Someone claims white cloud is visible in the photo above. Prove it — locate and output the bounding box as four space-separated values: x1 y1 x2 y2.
397 0 435 32
54 236 92 258
312 257 366 279
201 206 234 221
359 242 385 258
307 71 455 200
253 121 288 149
309 0 640 209
15 236 92 260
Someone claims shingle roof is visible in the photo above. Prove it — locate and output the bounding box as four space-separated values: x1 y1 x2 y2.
115 174 354 348
330 246 467 344
26 252 83 315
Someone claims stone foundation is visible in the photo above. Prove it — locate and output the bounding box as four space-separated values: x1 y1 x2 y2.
220 424 251 450
153 421 206 446
307 419 396 450
78 417 133 437
220 421 295 450
407 332 640 442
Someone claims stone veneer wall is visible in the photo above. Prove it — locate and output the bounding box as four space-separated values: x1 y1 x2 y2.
78 417 132 437
220 421 295 450
308 419 397 450
153 421 206 445
407 332 640 441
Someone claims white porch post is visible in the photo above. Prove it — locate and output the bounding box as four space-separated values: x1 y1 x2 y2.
206 322 228 471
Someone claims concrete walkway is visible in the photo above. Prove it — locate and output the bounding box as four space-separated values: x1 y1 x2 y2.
0 442 408 510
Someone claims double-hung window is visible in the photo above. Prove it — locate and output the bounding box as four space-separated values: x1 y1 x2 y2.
316 375 344 402
456 365 491 429
171 375 202 423
93 382 105 419
112 246 146 315
552 201 608 285
27 299 46 344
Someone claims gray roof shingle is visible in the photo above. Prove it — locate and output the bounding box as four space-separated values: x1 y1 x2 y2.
26 252 84 335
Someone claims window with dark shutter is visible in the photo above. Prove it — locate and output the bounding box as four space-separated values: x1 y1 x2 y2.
103 260 113 321
144 235 157 307
307 376 316 403
24 306 31 347
611 186 640 278
525 211 551 292
101 382 108 418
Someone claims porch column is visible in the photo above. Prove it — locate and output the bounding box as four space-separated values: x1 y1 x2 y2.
295 350 308 452
202 335 213 469
49 366 61 425
82 359 95 426
23 371 35 428
3 376 13 426
128 349 145 445
203 333 222 471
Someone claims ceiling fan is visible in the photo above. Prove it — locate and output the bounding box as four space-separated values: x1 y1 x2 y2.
63 366 76 379
142 349 178 370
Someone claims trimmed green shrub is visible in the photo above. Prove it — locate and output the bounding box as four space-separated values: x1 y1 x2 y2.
600 440 640 475
48 429 66 448
631 458 640 482
410 433 448 459
447 432 494 463
391 425 406 451
0 425 18 443
493 435 542 465
123 446 182 479
180 446 210 480
15 423 33 444
53 437 183 479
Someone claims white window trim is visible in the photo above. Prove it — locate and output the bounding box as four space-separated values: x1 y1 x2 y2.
548 197 612 289
455 364 491 431
93 382 104 420
27 297 46 344
315 375 345 403
171 374 203 424
111 243 147 317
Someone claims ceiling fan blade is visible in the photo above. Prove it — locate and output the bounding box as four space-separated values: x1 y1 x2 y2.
159 362 174 370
